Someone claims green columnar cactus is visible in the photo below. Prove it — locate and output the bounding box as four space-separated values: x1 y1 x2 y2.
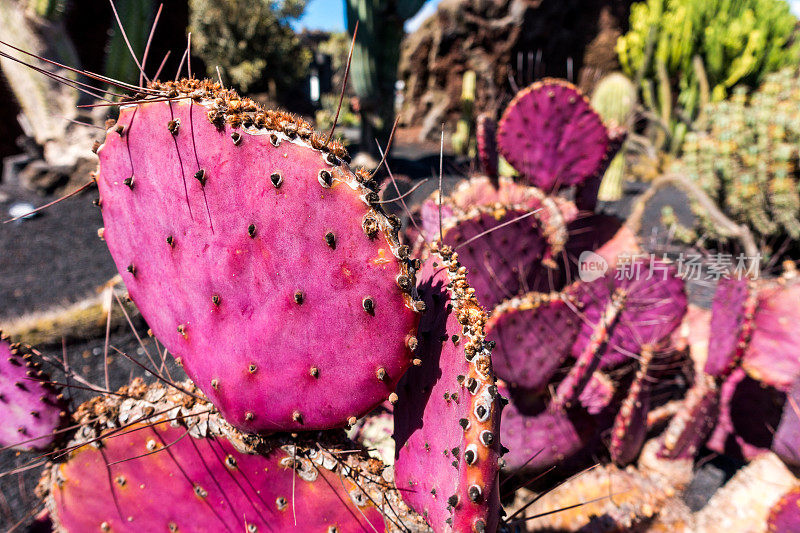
452 69 476 155
104 0 155 85
345 0 426 153
591 72 637 201
673 69 800 253
618 0 800 150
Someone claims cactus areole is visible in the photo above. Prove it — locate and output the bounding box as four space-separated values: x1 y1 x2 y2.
94 79 421 433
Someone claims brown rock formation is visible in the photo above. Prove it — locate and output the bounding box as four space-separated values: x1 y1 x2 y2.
399 0 632 139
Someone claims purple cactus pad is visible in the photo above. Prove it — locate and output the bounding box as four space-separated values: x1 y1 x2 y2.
772 377 800 467
743 280 800 391
498 383 595 471
705 278 755 378
486 292 578 392
707 367 786 461
497 79 610 192
441 205 550 309
555 259 687 407
394 246 502 533
0 334 65 451
658 374 719 460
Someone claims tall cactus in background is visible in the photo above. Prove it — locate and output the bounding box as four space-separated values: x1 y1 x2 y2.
452 69 476 155
345 0 427 154
617 0 800 151
104 0 155 85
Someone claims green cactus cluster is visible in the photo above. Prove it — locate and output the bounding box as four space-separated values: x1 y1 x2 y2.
617 0 800 151
674 68 800 247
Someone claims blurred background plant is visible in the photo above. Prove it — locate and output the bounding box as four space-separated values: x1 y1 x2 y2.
345 0 427 155
188 0 310 96
670 68 800 259
617 0 800 154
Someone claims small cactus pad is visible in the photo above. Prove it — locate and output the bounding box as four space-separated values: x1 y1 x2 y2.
497 79 610 191
394 246 502 532
0 334 65 450
441 205 549 309
419 178 571 264
768 488 800 532
95 79 420 432
475 113 498 184
486 292 578 392
658 373 719 460
705 278 755 378
498 383 595 471
743 279 800 390
44 380 421 532
609 344 656 464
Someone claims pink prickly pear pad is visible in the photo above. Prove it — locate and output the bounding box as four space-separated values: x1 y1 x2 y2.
95 79 422 433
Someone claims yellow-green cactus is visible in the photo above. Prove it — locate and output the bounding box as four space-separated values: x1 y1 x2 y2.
618 0 800 149
673 69 800 251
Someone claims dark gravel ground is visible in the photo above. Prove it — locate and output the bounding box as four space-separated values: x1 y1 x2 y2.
0 145 706 530
0 179 117 321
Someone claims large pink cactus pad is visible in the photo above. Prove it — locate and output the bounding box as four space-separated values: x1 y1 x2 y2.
47 421 386 532
0 335 64 450
95 80 419 432
497 79 610 191
394 248 502 532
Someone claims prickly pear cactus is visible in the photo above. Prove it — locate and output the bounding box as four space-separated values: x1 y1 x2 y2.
773 377 800 467
40 379 425 532
0 334 65 451
498 382 596 472
440 205 551 309
705 278 757 379
393 245 502 533
486 292 578 392
555 259 687 408
417 176 571 253
497 79 611 192
94 79 422 433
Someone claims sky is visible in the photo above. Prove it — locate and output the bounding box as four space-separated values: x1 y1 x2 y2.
294 0 442 33
295 0 800 33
